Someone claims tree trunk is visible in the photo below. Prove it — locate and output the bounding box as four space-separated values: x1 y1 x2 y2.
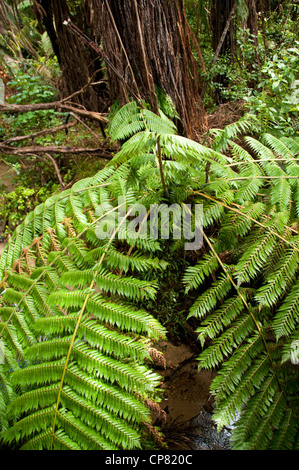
211 0 236 104
35 0 207 139
33 0 107 111
247 0 260 70
92 0 207 138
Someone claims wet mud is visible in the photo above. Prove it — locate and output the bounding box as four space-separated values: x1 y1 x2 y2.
154 340 231 450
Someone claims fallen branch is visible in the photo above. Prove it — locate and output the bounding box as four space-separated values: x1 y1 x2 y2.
2 121 77 145
0 143 113 159
0 101 109 123
1 69 108 124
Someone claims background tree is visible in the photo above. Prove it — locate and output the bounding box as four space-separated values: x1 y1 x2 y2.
33 0 105 112
33 0 207 139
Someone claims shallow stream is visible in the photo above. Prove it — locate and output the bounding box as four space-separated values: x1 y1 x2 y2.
155 340 232 450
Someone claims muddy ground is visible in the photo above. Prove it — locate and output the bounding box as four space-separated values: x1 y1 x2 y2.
153 340 231 450
0 161 16 255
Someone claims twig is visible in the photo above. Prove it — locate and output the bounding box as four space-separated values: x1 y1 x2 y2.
0 101 108 123
201 2 237 99
31 153 65 190
2 121 77 145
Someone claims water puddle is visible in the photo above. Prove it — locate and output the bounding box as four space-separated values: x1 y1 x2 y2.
153 340 231 450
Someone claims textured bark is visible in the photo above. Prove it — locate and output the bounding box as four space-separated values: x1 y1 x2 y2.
33 0 106 111
90 0 207 138
33 0 207 138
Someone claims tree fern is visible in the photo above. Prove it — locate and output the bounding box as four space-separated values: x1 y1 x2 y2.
1 103 299 450
0 163 167 449
185 128 299 449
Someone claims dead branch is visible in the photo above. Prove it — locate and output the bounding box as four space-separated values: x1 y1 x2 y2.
0 101 109 123
2 121 77 145
31 153 66 190
0 143 113 159
0 76 108 123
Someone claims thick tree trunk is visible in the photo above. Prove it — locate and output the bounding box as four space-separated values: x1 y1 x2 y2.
33 0 106 111
34 0 207 138
91 0 207 138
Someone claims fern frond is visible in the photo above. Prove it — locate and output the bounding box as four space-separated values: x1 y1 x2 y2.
183 253 219 293
197 313 256 369
86 246 168 273
196 295 245 347
272 278 299 340
1 104 299 450
188 272 233 319
234 211 289 285
0 163 167 450
254 245 299 308
212 353 271 430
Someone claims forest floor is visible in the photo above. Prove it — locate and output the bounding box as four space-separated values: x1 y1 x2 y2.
153 340 231 450
0 100 244 448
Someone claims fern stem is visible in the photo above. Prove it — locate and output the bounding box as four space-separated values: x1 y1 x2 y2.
200 225 289 405
50 206 134 449
156 135 168 195
191 191 299 253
